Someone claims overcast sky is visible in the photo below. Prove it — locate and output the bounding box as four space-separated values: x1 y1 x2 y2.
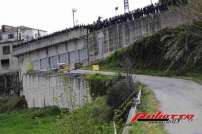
0 0 158 33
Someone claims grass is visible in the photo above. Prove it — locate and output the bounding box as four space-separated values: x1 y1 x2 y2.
80 24 202 84
0 97 114 134
132 69 202 84
82 64 173 76
83 64 202 84
129 86 168 134
0 96 27 112
177 72 202 84
0 108 60 134
0 80 166 134
56 97 114 134
84 73 115 81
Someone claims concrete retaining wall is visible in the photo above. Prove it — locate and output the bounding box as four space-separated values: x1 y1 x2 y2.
23 73 91 109
88 6 195 62
14 5 197 77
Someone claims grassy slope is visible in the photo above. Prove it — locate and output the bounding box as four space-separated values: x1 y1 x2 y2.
83 53 202 83
130 87 168 134
82 22 202 83
98 66 202 83
0 110 59 134
0 98 114 134
0 78 164 134
0 86 164 134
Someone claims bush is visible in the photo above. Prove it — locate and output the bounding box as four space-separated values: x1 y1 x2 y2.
87 74 124 99
101 24 202 75
101 29 168 71
107 79 138 109
0 96 27 112
89 79 113 99
55 97 114 134
30 106 61 118
90 97 113 122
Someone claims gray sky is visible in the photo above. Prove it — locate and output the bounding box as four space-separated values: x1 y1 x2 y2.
0 0 158 33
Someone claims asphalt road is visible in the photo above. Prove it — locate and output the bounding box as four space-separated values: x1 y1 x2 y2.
70 70 202 134
136 75 202 134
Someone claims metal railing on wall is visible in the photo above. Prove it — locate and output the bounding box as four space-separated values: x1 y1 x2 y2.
122 88 142 134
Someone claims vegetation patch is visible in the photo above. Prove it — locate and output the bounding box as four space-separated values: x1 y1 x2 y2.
85 73 125 99
0 108 61 134
0 78 163 134
0 75 139 134
29 106 61 119
0 96 27 112
84 73 115 81
55 97 115 134
97 21 202 81
129 86 168 134
0 98 114 134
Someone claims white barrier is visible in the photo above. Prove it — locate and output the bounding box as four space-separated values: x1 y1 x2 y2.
122 89 142 134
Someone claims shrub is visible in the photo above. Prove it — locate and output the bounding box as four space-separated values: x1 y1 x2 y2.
87 74 124 99
88 78 113 99
101 23 202 75
107 79 138 109
101 29 169 71
0 96 27 112
30 106 61 118
55 97 114 134
90 97 113 122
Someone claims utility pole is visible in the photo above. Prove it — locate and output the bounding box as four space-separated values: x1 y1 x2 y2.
86 29 90 64
115 7 119 15
150 0 153 4
72 8 77 27
124 0 130 13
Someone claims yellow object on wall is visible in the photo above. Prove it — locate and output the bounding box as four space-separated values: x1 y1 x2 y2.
60 66 70 73
27 63 33 72
92 65 100 71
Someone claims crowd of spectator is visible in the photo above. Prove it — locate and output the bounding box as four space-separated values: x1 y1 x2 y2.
160 0 188 6
85 3 169 32
63 1 188 32
16 3 170 46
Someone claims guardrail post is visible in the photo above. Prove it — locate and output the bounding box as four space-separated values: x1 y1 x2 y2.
122 89 142 134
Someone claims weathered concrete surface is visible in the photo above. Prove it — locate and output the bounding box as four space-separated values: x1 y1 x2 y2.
0 72 22 96
70 70 202 134
23 73 91 110
14 4 198 78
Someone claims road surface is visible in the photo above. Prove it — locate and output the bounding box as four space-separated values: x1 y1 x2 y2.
70 70 202 134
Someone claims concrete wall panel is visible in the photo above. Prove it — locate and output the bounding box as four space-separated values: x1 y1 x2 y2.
23 73 91 109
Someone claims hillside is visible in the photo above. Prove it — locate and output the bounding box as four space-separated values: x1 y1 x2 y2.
99 21 202 79
0 75 167 134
